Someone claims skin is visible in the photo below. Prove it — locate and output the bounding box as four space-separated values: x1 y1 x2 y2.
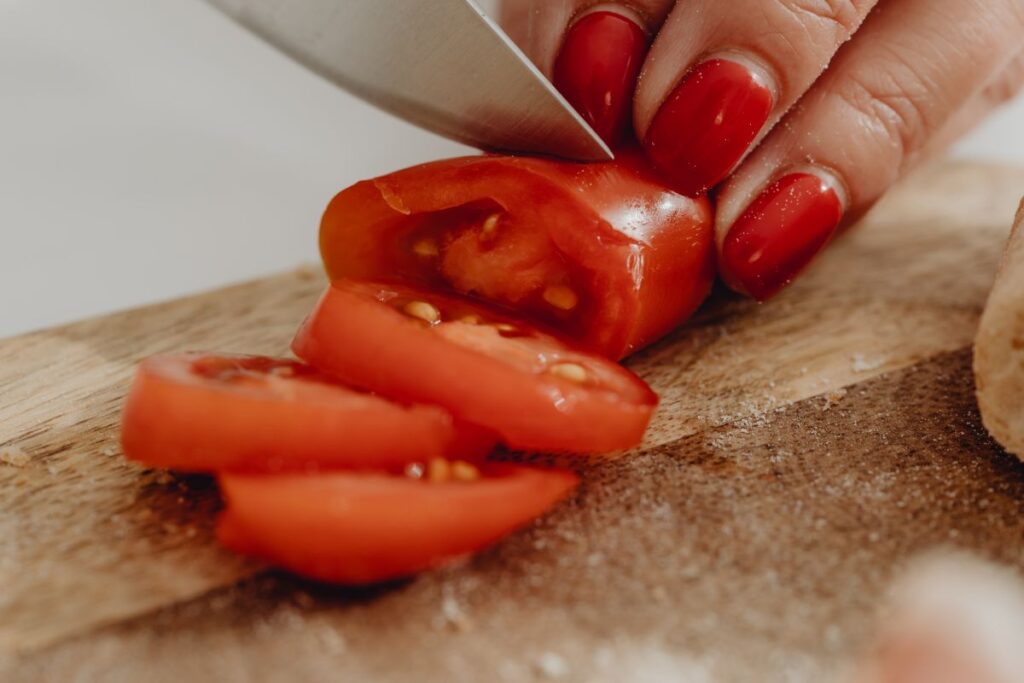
499 0 1024 298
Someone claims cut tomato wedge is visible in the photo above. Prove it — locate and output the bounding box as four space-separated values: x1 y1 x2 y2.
292 280 658 453
319 149 715 359
120 353 493 472
217 462 579 584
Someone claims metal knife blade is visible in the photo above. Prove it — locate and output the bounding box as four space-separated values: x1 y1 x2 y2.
204 0 614 161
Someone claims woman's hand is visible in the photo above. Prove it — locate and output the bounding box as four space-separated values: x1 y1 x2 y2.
499 0 1024 300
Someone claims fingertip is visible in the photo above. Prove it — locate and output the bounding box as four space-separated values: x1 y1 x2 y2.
552 6 650 145
640 55 776 196
718 168 846 300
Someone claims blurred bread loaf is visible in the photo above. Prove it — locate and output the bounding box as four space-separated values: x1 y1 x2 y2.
974 200 1024 460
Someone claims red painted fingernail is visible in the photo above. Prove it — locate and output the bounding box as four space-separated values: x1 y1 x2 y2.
644 58 773 196
721 172 844 301
553 11 647 146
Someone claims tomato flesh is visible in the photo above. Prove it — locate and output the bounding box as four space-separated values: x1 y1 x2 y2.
320 150 715 359
292 280 658 453
118 153 708 584
217 463 579 584
120 353 493 473
388 200 583 326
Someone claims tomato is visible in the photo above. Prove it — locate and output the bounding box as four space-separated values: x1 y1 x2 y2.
319 149 715 359
217 462 579 584
292 280 658 453
120 353 493 473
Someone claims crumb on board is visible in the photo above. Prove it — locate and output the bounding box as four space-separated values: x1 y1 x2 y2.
0 445 30 467
851 353 885 373
821 387 849 411
433 583 472 633
439 594 470 632
533 652 569 679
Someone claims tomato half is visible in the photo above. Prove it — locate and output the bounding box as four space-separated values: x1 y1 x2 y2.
319 149 715 359
216 462 579 584
120 353 493 472
292 280 658 453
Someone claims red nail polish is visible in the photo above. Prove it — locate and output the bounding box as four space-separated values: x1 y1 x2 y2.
722 173 843 300
553 11 647 146
643 58 773 196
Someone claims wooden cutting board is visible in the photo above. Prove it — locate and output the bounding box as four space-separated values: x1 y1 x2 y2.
2 161 1023 682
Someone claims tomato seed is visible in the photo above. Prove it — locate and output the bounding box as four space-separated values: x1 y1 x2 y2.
403 300 441 324
492 322 525 338
427 457 451 482
451 460 481 481
549 362 588 383
458 314 483 325
412 238 440 258
542 285 578 311
480 213 501 240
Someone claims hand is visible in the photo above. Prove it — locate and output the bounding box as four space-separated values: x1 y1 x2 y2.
499 1 1024 300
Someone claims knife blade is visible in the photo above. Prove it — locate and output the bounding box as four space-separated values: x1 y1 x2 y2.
204 0 614 161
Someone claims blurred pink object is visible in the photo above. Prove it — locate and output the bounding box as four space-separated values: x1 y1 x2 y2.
854 552 1024 683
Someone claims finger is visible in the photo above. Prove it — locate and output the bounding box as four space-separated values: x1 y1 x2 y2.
715 0 1024 301
920 47 1024 162
498 1 674 145
635 0 879 196
497 0 578 67
829 46 1024 227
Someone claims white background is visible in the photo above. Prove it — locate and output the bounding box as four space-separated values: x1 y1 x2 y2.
3 0 1023 337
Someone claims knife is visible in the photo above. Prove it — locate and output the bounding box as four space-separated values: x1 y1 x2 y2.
204 0 614 162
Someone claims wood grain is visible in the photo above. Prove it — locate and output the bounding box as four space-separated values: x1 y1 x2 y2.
0 267 325 654
2 161 1023 681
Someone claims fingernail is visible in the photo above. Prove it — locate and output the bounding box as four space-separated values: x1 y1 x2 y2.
721 171 844 301
644 57 774 196
553 10 647 146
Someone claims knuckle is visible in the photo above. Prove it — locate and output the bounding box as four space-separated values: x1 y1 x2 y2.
982 52 1024 106
838 64 936 164
781 0 866 40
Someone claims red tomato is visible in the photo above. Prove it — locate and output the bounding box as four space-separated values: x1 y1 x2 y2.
319 149 715 359
217 463 579 584
120 353 493 472
292 280 658 453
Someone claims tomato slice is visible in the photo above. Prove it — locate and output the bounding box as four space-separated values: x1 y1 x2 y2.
120 353 493 472
216 462 579 584
319 149 715 359
292 280 658 453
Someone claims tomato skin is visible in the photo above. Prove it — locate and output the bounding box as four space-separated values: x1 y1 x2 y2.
319 149 714 359
293 280 658 454
216 465 579 584
120 353 491 473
